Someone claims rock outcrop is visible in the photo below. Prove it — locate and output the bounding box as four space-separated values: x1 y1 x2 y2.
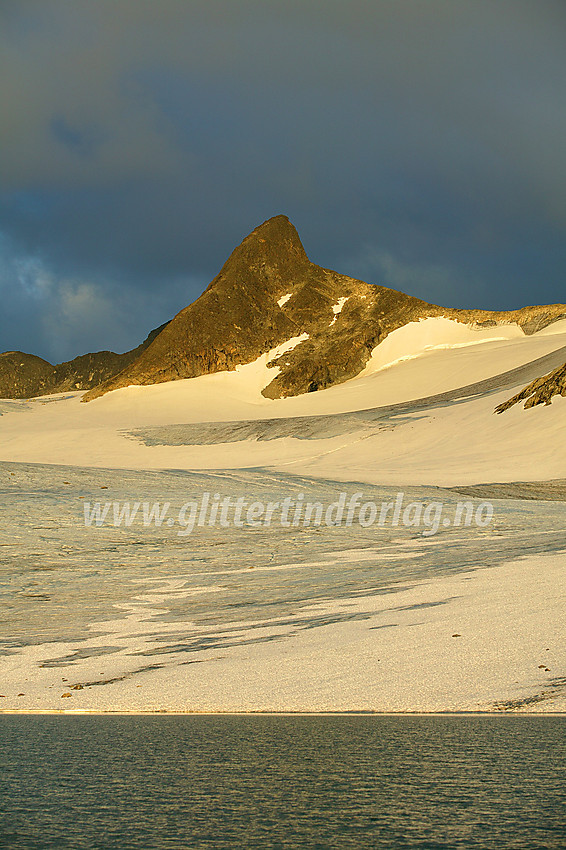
495 362 566 412
0 352 58 400
0 322 169 399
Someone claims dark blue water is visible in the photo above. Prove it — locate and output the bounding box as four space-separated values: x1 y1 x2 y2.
0 716 564 849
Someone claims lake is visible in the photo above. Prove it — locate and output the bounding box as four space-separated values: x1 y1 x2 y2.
0 715 564 849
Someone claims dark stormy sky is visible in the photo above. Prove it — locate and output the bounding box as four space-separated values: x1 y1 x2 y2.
1 0 565 363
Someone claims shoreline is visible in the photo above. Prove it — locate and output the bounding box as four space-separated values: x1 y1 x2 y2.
2 710 566 716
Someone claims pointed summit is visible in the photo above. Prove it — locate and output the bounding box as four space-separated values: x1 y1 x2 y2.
244 214 309 264
67 215 566 402
83 216 316 399
203 214 310 301
82 214 432 401
245 214 308 259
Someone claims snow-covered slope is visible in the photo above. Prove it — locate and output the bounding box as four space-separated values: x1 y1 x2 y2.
1 318 566 484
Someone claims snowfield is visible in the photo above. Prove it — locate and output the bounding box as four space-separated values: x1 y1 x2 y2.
1 317 565 713
1 317 565 484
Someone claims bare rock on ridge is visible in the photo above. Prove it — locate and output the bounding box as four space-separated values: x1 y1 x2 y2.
495 362 566 412
0 322 169 399
0 352 57 399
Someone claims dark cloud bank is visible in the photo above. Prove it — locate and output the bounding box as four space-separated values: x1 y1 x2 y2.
1 0 565 362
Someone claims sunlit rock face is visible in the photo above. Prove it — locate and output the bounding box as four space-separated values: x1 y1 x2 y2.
2 214 565 402
496 362 566 412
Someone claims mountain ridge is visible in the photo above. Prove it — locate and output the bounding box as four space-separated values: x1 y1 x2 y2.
1 215 565 402
0 322 169 400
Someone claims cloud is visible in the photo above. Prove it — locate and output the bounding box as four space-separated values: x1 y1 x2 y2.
1 0 565 356
344 244 486 310
0 235 202 361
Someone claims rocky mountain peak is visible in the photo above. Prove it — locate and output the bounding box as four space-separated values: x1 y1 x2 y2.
2 215 566 404
241 214 308 263
203 214 310 303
